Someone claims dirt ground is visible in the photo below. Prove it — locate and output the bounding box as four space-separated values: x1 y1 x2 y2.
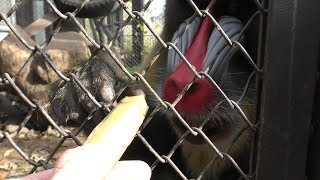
0 91 87 179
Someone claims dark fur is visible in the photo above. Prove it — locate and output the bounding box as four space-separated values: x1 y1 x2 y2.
48 50 124 132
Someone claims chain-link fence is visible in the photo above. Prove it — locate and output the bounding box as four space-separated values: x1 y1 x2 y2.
0 0 319 179
2 0 265 178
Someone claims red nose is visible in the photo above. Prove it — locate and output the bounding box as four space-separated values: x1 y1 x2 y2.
163 9 217 114
164 67 213 114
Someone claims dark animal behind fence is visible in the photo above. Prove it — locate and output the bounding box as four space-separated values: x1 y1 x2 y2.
48 50 125 132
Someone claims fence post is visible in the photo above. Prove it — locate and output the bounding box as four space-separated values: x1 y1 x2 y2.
255 0 320 179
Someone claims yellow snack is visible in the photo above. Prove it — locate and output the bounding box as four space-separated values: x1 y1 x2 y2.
85 94 148 145
21 95 149 180
83 94 148 177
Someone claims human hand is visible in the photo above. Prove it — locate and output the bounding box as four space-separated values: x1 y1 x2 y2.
12 144 151 180
14 94 149 180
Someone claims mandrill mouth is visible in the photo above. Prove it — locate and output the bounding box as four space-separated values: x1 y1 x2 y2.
171 116 233 145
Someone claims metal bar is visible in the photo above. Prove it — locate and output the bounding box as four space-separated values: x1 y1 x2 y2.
255 0 320 179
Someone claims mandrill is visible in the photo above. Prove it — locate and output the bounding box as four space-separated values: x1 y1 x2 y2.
127 0 259 179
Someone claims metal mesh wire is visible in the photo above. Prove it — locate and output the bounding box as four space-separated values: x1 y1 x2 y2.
0 0 267 179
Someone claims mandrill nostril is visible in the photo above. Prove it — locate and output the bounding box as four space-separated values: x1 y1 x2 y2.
163 71 214 114
188 82 201 94
168 78 179 93
164 76 186 97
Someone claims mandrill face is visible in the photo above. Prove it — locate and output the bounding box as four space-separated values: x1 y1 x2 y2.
154 0 257 178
